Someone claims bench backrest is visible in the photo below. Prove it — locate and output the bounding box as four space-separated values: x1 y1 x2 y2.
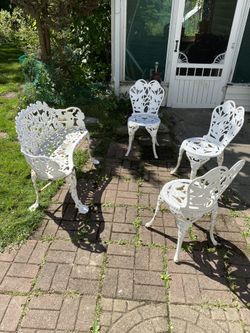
16 101 86 156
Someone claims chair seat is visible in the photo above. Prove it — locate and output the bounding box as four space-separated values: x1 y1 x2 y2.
50 130 88 175
128 114 160 127
161 179 191 211
182 137 223 158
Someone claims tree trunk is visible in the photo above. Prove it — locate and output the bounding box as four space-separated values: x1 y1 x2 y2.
36 15 51 63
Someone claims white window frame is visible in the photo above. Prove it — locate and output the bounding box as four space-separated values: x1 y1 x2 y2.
112 0 250 98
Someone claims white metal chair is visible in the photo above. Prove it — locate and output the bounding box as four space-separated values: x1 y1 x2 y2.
146 160 245 262
16 101 99 214
171 100 245 179
125 79 165 159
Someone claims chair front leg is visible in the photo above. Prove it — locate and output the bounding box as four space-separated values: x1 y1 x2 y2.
145 125 159 159
174 219 190 263
125 123 139 157
186 152 210 179
29 169 40 211
170 144 185 175
210 205 220 246
145 194 163 228
69 169 89 214
217 152 224 166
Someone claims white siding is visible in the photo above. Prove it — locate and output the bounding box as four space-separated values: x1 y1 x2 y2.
225 85 250 112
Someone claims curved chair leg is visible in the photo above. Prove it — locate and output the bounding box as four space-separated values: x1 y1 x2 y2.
145 125 159 159
86 133 99 165
170 145 185 175
29 169 39 211
190 165 199 180
69 169 89 214
186 153 210 179
174 219 189 263
125 124 139 157
145 194 163 228
210 205 220 246
217 152 224 166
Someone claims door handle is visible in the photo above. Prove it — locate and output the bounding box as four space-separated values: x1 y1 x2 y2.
174 40 179 52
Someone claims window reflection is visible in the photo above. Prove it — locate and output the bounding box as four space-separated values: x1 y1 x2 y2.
179 0 237 64
126 0 172 81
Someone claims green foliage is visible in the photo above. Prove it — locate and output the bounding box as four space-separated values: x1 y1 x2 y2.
1 1 113 121
69 0 111 81
188 226 197 241
241 215 250 239
20 55 64 106
73 149 89 177
90 320 100 333
160 272 171 288
0 8 38 54
132 217 142 230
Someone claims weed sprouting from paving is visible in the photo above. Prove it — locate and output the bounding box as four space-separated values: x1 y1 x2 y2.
90 253 108 333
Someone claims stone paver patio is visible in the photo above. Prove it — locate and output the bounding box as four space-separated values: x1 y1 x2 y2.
0 134 250 332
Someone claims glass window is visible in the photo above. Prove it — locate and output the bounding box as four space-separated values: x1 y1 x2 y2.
179 0 237 64
233 12 250 83
125 0 173 81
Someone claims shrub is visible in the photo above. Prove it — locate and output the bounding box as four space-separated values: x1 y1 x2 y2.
20 55 64 107
0 8 39 55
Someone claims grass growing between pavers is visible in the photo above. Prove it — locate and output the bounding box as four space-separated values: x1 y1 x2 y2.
90 253 108 333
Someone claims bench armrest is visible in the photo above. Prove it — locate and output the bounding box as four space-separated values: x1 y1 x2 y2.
57 107 86 131
23 152 65 180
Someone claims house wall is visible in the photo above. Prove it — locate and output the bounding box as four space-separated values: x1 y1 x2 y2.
112 0 250 111
120 82 250 112
225 86 250 112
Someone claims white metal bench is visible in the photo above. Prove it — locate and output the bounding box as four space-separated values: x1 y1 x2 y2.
16 101 99 214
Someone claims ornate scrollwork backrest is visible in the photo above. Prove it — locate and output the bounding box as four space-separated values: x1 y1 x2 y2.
129 79 165 116
205 100 245 148
218 160 245 197
183 166 227 215
16 101 58 155
15 101 86 156
182 160 245 217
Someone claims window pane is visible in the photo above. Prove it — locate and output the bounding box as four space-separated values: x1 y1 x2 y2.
233 12 250 83
126 0 172 81
179 0 237 64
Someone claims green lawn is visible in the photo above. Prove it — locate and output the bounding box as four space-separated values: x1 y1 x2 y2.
0 44 64 251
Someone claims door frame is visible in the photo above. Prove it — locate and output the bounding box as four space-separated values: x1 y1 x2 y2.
165 0 249 107
111 0 249 102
